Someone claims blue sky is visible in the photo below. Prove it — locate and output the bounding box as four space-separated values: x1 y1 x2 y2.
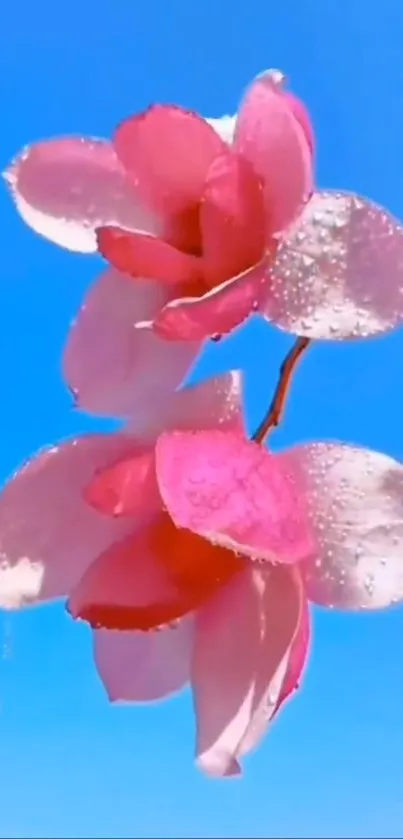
1 0 403 836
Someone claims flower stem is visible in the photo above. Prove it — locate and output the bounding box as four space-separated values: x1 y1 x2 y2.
252 336 311 445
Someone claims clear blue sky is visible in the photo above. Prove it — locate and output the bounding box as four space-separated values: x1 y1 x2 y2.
1 1 403 836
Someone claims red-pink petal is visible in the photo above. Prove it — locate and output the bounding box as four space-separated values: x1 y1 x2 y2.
4 138 158 253
97 228 204 286
68 525 182 631
152 263 270 341
281 442 403 610
84 450 159 517
0 434 150 608
155 429 314 563
114 106 227 251
192 564 304 776
261 190 403 340
63 268 202 425
94 617 194 702
234 71 313 236
68 514 242 631
200 153 265 287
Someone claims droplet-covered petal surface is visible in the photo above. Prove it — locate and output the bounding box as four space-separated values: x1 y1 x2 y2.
282 442 403 609
4 138 158 252
156 429 314 563
0 434 149 608
261 191 403 339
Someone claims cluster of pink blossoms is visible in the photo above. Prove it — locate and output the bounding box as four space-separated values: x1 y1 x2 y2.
3 69 403 777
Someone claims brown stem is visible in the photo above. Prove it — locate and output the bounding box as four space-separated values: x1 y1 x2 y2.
252 336 311 445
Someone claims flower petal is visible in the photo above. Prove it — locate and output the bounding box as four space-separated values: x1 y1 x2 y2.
0 434 149 608
94 617 194 703
281 442 403 610
200 153 266 287
97 228 204 286
83 450 159 517
155 429 314 563
68 514 243 631
274 595 310 715
63 268 202 425
261 190 403 339
283 92 315 156
192 564 304 776
152 263 269 341
114 106 227 252
4 138 158 252
234 71 313 236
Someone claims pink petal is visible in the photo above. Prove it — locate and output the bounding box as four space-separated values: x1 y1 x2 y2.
152 263 270 341
200 153 265 287
114 106 227 252
192 564 304 776
4 138 158 253
63 268 201 425
260 190 403 340
281 442 403 610
68 514 243 631
94 617 194 702
0 434 151 608
155 429 314 563
97 227 204 285
83 450 159 517
274 595 311 715
234 71 313 236
283 92 315 156
68 524 183 631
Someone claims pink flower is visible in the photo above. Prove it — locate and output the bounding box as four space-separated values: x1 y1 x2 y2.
1 415 403 777
6 70 403 354
5 70 316 417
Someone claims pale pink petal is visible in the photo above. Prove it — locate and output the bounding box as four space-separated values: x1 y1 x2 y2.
152 263 269 341
192 564 303 776
200 153 265 287
97 227 204 285
94 616 194 702
274 596 311 714
261 190 403 339
114 106 227 252
281 442 403 610
283 92 315 155
234 71 313 236
155 429 314 563
4 138 158 253
63 268 202 425
0 434 152 608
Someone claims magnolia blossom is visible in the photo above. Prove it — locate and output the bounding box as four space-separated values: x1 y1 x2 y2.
4 69 315 418
4 69 313 342
1 406 403 776
6 68 403 364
